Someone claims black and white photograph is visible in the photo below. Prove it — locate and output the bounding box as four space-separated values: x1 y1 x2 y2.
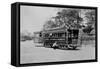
19 3 97 65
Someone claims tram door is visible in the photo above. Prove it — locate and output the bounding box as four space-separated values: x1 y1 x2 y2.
68 29 79 45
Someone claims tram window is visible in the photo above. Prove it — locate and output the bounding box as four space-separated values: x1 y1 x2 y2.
45 33 49 37
60 33 62 37
62 33 66 37
53 33 55 37
58 33 61 37
54 33 57 37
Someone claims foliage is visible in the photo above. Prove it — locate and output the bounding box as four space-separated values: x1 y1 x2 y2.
20 32 33 41
43 9 83 30
43 9 95 34
82 26 94 34
82 10 95 34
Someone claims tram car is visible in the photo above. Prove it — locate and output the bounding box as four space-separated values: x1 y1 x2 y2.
42 27 82 50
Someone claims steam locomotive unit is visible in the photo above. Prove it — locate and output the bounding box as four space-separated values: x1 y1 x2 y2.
41 27 82 50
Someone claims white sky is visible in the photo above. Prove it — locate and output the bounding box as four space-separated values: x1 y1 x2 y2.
21 6 59 33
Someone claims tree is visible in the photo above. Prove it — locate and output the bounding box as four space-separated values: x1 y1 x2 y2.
85 10 95 27
56 9 83 29
43 20 58 30
82 26 94 34
83 10 95 34
20 31 32 41
43 9 83 30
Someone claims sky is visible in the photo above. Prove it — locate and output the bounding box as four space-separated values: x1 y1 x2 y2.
21 6 59 34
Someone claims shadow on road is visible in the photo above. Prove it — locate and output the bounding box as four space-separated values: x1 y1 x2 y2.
44 46 80 51
35 44 81 51
57 48 80 51
35 45 44 47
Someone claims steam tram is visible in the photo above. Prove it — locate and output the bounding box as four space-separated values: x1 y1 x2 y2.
42 28 82 50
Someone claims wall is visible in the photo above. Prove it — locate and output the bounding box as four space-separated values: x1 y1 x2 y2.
0 0 99 69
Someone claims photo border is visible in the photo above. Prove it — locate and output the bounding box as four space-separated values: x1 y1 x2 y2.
11 2 98 67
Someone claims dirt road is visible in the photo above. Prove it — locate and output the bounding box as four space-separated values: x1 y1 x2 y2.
20 40 95 64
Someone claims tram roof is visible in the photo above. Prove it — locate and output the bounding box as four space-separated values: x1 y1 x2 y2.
43 26 80 33
34 31 42 34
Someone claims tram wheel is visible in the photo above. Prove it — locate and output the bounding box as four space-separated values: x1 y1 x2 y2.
72 46 77 50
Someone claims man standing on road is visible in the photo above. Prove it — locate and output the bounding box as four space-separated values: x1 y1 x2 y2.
52 41 58 50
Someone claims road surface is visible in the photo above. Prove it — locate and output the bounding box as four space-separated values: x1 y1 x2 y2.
20 40 95 64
